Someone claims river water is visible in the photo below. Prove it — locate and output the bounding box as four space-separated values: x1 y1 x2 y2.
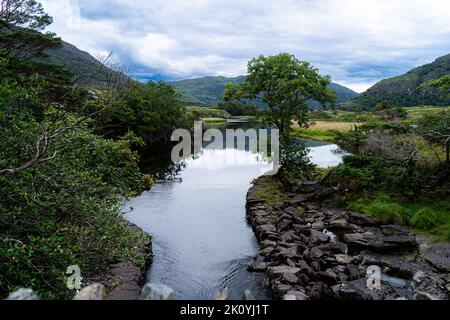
124 124 345 300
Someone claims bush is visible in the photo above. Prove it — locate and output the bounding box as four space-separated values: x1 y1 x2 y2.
0 114 152 299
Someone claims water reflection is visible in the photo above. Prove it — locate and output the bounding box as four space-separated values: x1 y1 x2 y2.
126 124 345 300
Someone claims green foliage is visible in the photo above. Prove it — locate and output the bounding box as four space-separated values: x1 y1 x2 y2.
347 194 405 225
429 75 450 93
342 193 450 241
99 81 192 147
0 112 152 299
218 101 260 116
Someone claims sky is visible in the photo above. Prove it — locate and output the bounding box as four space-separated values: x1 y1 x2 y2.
40 0 450 93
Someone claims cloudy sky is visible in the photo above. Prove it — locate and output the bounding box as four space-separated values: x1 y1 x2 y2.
40 0 450 92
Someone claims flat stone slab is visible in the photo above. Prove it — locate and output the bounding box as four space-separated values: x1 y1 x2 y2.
424 243 450 272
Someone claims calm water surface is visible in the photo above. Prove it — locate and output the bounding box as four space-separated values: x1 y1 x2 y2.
124 126 344 300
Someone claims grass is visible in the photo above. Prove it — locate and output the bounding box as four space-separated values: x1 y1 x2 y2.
292 121 360 142
202 117 228 124
254 176 287 207
344 193 450 242
405 106 449 120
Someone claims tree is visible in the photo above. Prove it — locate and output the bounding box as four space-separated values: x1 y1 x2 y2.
224 53 335 145
429 75 450 94
224 53 335 171
0 0 59 60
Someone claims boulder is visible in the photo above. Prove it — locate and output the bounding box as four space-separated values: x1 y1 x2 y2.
344 231 416 253
424 243 450 272
329 218 350 230
276 219 292 232
346 212 378 226
140 283 176 300
335 254 352 264
268 265 301 279
310 229 329 244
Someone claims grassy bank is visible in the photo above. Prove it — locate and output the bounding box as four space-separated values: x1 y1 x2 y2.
340 193 450 242
292 121 359 142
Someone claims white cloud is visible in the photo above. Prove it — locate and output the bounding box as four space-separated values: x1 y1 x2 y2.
40 0 450 92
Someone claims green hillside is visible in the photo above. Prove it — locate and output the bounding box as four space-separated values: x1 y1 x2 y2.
40 40 133 89
343 53 450 110
170 75 358 108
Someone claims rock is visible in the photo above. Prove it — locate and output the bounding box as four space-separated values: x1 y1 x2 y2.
268 265 301 279
311 221 325 230
243 290 255 300
309 247 324 260
282 272 299 284
248 261 267 272
279 245 300 259
335 254 352 264
6 288 39 300
140 283 176 300
260 247 275 257
310 229 329 244
337 278 398 300
329 218 350 230
74 283 106 300
344 231 416 253
424 243 450 272
214 288 229 300
276 219 292 232
271 282 292 296
284 206 299 216
307 281 328 300
412 271 448 300
301 181 321 193
347 212 378 226
317 269 338 284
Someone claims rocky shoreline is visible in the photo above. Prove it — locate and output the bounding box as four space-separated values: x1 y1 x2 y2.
246 175 450 300
89 223 153 300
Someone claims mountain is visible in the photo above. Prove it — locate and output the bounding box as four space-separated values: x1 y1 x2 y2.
170 76 359 108
343 54 450 110
41 40 133 89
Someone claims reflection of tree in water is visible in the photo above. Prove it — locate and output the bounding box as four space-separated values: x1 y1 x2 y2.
139 143 186 182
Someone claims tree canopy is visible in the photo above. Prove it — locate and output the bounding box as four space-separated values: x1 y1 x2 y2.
224 53 335 144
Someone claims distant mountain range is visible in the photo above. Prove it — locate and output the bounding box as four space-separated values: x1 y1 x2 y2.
42 38 450 110
343 54 450 110
170 76 359 108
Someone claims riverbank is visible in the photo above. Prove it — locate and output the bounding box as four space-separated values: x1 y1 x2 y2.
246 175 450 300
94 223 152 300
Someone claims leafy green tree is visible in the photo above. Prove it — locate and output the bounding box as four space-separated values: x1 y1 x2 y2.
429 75 450 94
224 54 335 172
224 53 335 145
99 81 192 147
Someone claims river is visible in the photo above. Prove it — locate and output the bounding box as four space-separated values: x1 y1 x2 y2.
124 123 345 300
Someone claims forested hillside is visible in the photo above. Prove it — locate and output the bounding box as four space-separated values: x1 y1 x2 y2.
343 54 450 110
